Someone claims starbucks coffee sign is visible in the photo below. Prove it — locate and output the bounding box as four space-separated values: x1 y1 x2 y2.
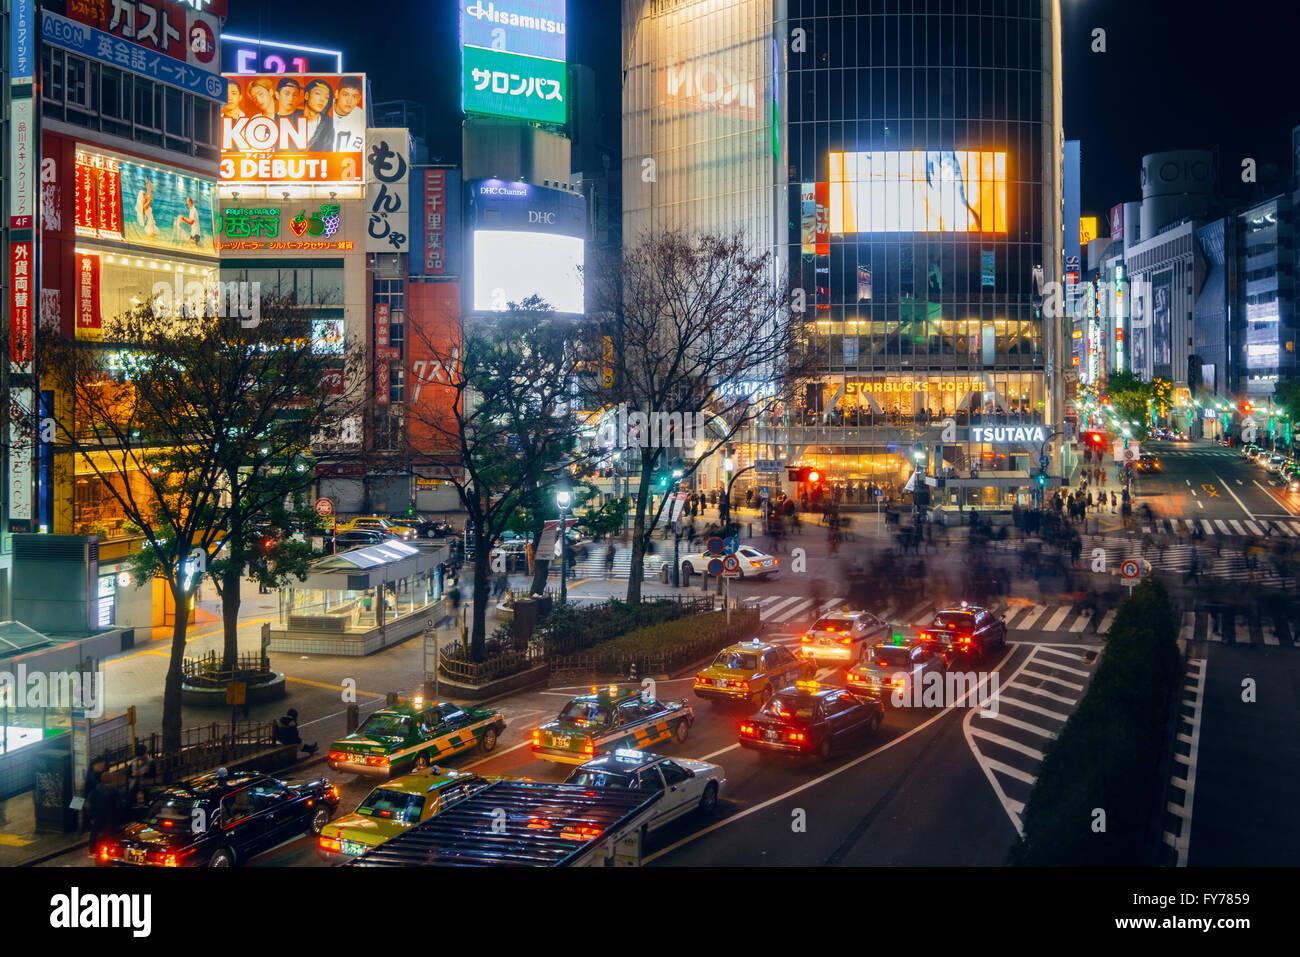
971 426 1048 443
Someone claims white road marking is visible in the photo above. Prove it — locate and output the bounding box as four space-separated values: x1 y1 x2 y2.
697 743 741 761
992 695 1070 722
1214 520 1231 534
1001 605 1024 627
1069 611 1092 633
1214 472 1257 520
975 711 1058 739
1229 520 1246 535
1169 659 1207 867
1017 668 1085 692
984 758 1036 785
1033 645 1091 663
1042 607 1072 632
1202 519 1214 535
1097 609 1117 634
773 598 814 623
1244 521 1263 536
1014 605 1047 630
761 596 804 620
1031 659 1093 678
968 726 1046 760
641 645 1018 864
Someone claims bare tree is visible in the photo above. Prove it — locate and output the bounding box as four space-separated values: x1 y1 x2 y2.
40 296 365 750
406 297 583 660
580 230 816 604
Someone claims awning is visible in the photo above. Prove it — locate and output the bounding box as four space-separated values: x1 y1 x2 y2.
298 541 444 591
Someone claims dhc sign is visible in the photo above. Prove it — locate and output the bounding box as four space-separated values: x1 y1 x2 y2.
971 426 1047 444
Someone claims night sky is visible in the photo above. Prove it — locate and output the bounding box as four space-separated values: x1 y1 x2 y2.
226 0 1300 225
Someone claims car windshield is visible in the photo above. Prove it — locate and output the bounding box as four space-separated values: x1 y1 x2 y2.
762 693 817 720
145 795 201 834
559 701 612 726
566 770 632 789
812 617 854 632
713 651 759 671
358 713 412 738
870 646 913 667
934 612 975 630
356 789 426 824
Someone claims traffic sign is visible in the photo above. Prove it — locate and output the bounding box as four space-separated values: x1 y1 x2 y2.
1120 559 1140 580
1039 454 1049 470
314 497 334 517
722 536 738 555
721 555 741 578
706 536 724 557
707 558 724 576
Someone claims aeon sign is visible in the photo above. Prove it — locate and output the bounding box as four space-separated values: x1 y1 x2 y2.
660 58 759 118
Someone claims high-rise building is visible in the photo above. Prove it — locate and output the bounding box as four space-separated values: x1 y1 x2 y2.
623 0 1066 505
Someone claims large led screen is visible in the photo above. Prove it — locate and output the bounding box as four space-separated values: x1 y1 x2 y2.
829 151 1007 233
473 230 583 314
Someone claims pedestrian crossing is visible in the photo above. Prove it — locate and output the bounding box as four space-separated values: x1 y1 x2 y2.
1145 517 1300 537
1178 606 1295 646
1148 447 1240 458
747 595 1118 636
964 644 1101 837
987 536 1293 585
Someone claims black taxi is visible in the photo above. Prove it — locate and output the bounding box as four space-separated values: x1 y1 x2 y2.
920 602 1008 661
738 680 883 761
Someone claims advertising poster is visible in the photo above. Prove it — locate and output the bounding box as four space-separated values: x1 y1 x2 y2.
220 73 367 184
460 0 566 123
375 303 399 360
1152 268 1172 368
468 179 584 313
117 158 217 252
408 283 462 454
829 150 1007 233
312 318 346 355
366 129 410 253
8 386 34 522
460 0 566 62
814 181 829 255
981 249 996 287
222 34 342 75
800 183 816 256
75 154 123 236
375 361 390 406
1110 203 1125 242
76 253 103 341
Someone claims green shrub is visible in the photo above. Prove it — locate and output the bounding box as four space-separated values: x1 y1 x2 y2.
1011 576 1181 865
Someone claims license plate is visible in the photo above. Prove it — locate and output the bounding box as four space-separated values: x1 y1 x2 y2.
126 848 146 865
763 729 778 741
819 638 836 647
550 735 569 748
340 840 368 856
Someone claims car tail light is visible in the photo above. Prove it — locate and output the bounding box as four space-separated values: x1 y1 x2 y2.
584 739 595 754
563 826 602 840
366 755 389 766
740 724 755 736
531 730 540 745
847 672 862 683
328 751 345 762
825 625 837 632
800 634 811 643
99 844 116 862
750 561 761 568
527 818 552 829
841 636 852 644
327 786 340 800
788 732 805 742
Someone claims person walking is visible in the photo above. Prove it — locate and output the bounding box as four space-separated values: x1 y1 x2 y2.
1110 491 1117 513
1183 545 1202 584
604 542 617 578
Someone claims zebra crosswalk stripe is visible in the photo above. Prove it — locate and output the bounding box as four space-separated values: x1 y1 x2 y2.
1229 520 1246 534
1042 606 1072 632
1002 605 1025 627
1069 611 1092 633
760 596 803 620
773 598 814 623
1201 519 1214 535
1097 610 1117 634
1214 520 1231 534
1244 521 1263 535
1014 605 1047 630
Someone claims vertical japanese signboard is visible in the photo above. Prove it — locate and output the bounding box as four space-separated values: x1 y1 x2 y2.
375 302 400 360
76 254 103 341
9 98 35 229
425 170 447 274
366 129 410 252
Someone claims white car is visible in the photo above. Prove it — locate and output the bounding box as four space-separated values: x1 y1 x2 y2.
680 545 780 580
799 610 889 665
563 749 724 831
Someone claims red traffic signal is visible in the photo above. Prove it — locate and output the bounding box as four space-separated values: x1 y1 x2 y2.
788 467 822 484
807 470 820 484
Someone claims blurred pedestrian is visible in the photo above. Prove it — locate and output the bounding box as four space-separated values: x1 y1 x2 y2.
604 542 616 578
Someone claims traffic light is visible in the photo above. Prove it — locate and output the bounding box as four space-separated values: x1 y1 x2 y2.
1036 473 1047 488
788 466 822 485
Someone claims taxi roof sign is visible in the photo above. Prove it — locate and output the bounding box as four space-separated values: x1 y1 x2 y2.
795 680 820 693
613 749 644 760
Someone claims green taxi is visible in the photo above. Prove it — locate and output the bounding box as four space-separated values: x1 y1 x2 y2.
694 638 814 707
530 685 694 765
317 768 499 861
327 697 505 777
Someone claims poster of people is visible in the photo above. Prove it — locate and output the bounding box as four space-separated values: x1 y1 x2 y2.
220 74 367 184
117 160 216 252
1152 268 1173 368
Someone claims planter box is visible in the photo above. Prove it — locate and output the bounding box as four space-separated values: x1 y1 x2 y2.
180 672 287 708
435 662 550 701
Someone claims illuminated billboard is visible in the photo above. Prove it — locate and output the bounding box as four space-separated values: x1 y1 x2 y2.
75 149 217 253
828 151 1007 234
468 179 584 314
220 74 367 184
221 34 343 74
460 0 566 124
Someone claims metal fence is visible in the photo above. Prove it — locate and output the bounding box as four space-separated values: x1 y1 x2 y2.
91 719 277 785
181 651 273 687
438 646 544 684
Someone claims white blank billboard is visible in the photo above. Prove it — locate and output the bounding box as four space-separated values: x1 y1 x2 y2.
473 229 584 314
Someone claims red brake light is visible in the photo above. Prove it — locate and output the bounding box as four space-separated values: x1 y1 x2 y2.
584 739 594 754
842 636 852 644
319 836 341 852
527 818 551 830
328 751 345 761
800 635 811 643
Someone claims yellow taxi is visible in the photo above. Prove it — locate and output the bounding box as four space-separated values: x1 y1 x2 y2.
338 516 414 541
316 768 499 861
694 637 815 708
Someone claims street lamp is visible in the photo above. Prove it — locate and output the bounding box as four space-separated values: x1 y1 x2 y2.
556 484 572 605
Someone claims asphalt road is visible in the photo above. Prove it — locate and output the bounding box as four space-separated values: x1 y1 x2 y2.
1134 440 1299 526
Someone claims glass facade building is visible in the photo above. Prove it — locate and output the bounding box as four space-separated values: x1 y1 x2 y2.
624 0 1064 506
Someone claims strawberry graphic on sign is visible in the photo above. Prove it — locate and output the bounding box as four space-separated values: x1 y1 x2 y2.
290 205 342 238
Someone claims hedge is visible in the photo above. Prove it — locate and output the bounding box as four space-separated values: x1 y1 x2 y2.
549 608 762 679
1009 575 1182 865
535 597 709 658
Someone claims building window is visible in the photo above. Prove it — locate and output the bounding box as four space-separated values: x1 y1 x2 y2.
389 321 405 353
389 366 406 403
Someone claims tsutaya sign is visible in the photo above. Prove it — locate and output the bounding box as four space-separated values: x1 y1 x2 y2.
971 426 1048 444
